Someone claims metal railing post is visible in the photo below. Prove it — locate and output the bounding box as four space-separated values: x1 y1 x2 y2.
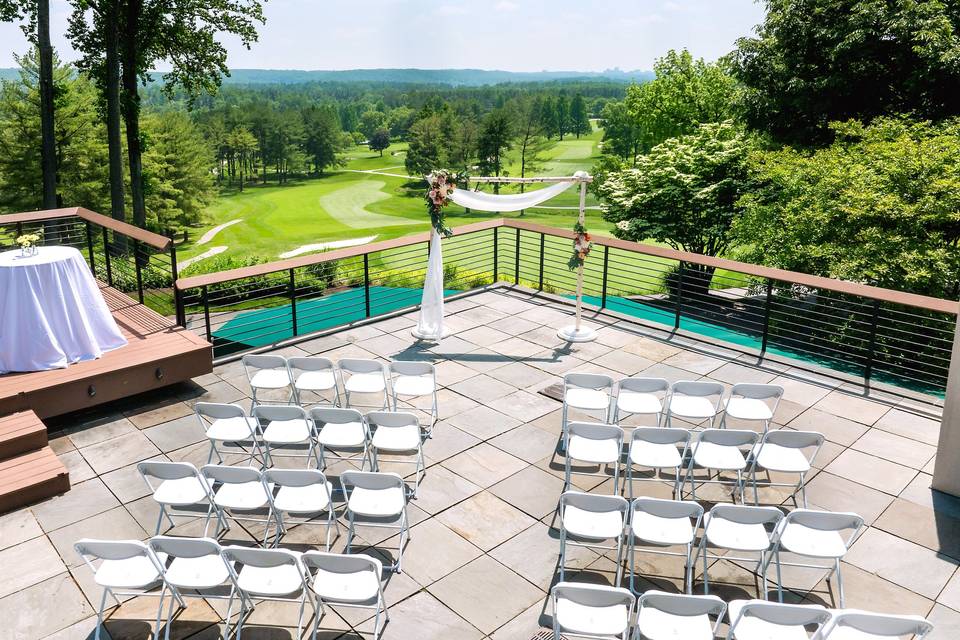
133 239 144 303
85 221 96 271
864 299 881 384
363 253 371 318
202 285 212 342
102 227 113 286
493 227 499 282
674 263 684 330
514 227 520 285
760 279 773 354
600 245 610 309
538 233 545 291
289 268 298 337
173 286 185 328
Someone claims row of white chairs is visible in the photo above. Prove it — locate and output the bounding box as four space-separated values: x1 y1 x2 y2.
75 537 391 640
551 584 933 640
242 355 439 425
195 404 427 494
558 492 863 605
139 463 411 571
565 422 824 506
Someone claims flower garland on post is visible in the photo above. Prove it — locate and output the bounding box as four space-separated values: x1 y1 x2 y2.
425 169 462 237
568 221 592 270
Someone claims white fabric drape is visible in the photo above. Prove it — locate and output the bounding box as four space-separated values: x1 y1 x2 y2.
448 180 574 212
414 229 445 340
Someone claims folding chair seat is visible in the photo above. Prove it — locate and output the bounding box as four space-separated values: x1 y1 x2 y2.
726 600 830 640
627 498 703 595
565 422 624 493
551 582 635 640
694 504 783 598
367 410 425 497
626 427 691 500
721 383 784 433
243 354 294 410
814 611 933 640
339 358 388 410
288 356 341 406
340 471 410 573
613 377 669 426
562 372 614 450
253 404 320 468
666 380 724 430
389 360 439 434
201 464 283 546
311 406 370 471
138 461 221 535
635 591 726 640
265 468 339 550
749 430 824 506
195 402 262 465
303 551 389 640
686 429 759 503
558 491 629 582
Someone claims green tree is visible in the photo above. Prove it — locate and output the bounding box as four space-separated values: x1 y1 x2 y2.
511 97 552 211
539 95 559 139
477 108 513 192
225 126 257 190
732 0 960 144
598 121 754 292
599 99 643 163
302 104 343 175
387 106 414 139
368 128 390 156
555 94 569 140
569 92 591 139
735 117 960 299
359 109 387 140
405 113 453 176
447 116 478 174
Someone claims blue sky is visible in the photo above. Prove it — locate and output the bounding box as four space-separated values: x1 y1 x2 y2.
0 0 765 71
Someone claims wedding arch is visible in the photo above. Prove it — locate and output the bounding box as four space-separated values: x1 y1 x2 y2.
412 170 597 343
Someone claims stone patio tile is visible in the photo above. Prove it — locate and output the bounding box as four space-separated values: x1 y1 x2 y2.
397 518 483 586
360 333 413 358
48 507 148 568
662 350 726 376
0 508 43 551
518 326 570 349
47 432 75 455
458 325 512 347
0 536 66 599
67 416 138 449
635 362 697 384
488 316 540 337
412 465 482 515
874 408 941 446
459 304 510 325
768 375 833 407
806 563 933 616
621 337 681 362
444 404 521 441
900 474 960 521
486 361 556 390
526 349 587 376
177 380 247 407
927 604 960 640
852 428 937 470
428 336 482 359
124 399 194 430
434 360 479 387
422 422 481 465
824 449 917 496
80 431 162 475
0 573 93 640
517 305 570 326
106 591 218 640
490 336 554 359
449 374 518 404
32 478 121 532
771 399 807 426
437 491 536 551
804 472 894 525
433 388 481 420
454 347 513 373
591 350 656 376
488 466 566 520
296 333 349 355
489 597 551 640
356 591 482 640
39 615 104 640
142 415 208 453
706 362 778 385
490 423 559 464
486 390 559 423
813 390 890 425
58 450 95 484
845 528 958 599
442 443 527 488
428 555 544 635
101 460 164 504
490 521 595 591
938 570 960 611
338 324 385 343
874 498 960 562
445 296 480 313
789 408 869 446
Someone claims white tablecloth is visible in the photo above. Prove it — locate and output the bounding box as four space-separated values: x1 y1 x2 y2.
0 246 127 373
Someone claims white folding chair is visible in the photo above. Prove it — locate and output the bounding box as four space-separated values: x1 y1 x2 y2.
625 427 691 500
562 372 615 451
627 498 703 595
721 383 784 433
814 611 934 640
551 582 635 640
764 509 863 607
666 380 724 430
367 410 425 498
310 406 371 471
221 546 314 640
565 422 624 494
303 551 389 640
635 591 726 640
253 404 320 468
201 464 283 546
686 429 759 503
613 377 669 426
340 471 410 573
138 461 223 536
149 536 247 640
388 360 439 435
339 358 389 410
264 468 339 550
243 354 294 410
558 491 629 583
288 356 341 407
748 430 824 507
726 600 830 640
195 402 263 465
694 504 783 598
75 539 179 640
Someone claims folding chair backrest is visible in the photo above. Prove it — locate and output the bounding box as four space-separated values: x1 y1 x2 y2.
252 404 308 423
310 406 363 426
201 464 262 485
564 372 614 390
632 426 690 447
699 428 759 448
389 361 434 376
150 535 222 560
784 509 863 534
341 470 404 492
730 383 784 401
561 490 629 515
243 354 287 372
302 550 382 577
287 356 335 373
710 504 783 526
762 430 824 450
138 460 200 482
631 497 702 522
552 582 635 609
264 468 327 488
196 402 246 421
672 380 724 398
821 611 933 639
618 377 670 395
732 600 830 628
568 421 624 443
639 590 726 618
366 411 419 429
338 358 384 375
75 539 152 562
222 545 301 569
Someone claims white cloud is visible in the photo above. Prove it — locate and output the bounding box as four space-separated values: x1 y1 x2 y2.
663 1 684 11
436 4 467 15
495 0 519 11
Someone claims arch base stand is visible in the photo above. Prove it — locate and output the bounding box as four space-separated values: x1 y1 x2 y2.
411 326 450 342
557 325 597 343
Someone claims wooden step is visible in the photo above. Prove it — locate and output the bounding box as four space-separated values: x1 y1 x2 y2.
0 446 70 513
0 410 48 460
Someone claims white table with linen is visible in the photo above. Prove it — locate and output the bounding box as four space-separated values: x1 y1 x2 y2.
0 246 127 373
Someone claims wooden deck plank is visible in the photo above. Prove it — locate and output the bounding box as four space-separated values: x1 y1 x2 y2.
0 411 47 459
0 445 70 512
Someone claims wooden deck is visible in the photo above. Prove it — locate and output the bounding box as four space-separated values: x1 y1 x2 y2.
0 284 212 419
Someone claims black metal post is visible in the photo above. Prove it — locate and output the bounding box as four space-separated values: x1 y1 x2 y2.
674 262 684 330
133 239 144 303
493 226 499 282
514 228 520 285
173 286 185 328
202 285 212 341
85 221 96 271
15 222 22 238
538 233 545 291
600 245 610 309
289 268 298 337
760 279 774 354
363 253 371 318
102 226 113 286
864 299 881 384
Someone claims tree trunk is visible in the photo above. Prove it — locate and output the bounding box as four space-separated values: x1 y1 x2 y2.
37 0 57 212
121 0 146 229
105 0 126 243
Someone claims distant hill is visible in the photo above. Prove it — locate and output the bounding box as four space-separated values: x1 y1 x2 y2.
0 68 19 82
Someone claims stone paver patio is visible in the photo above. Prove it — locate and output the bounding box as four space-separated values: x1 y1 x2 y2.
3 288 959 640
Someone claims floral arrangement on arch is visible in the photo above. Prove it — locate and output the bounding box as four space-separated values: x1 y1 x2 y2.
568 221 592 270
425 169 464 238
